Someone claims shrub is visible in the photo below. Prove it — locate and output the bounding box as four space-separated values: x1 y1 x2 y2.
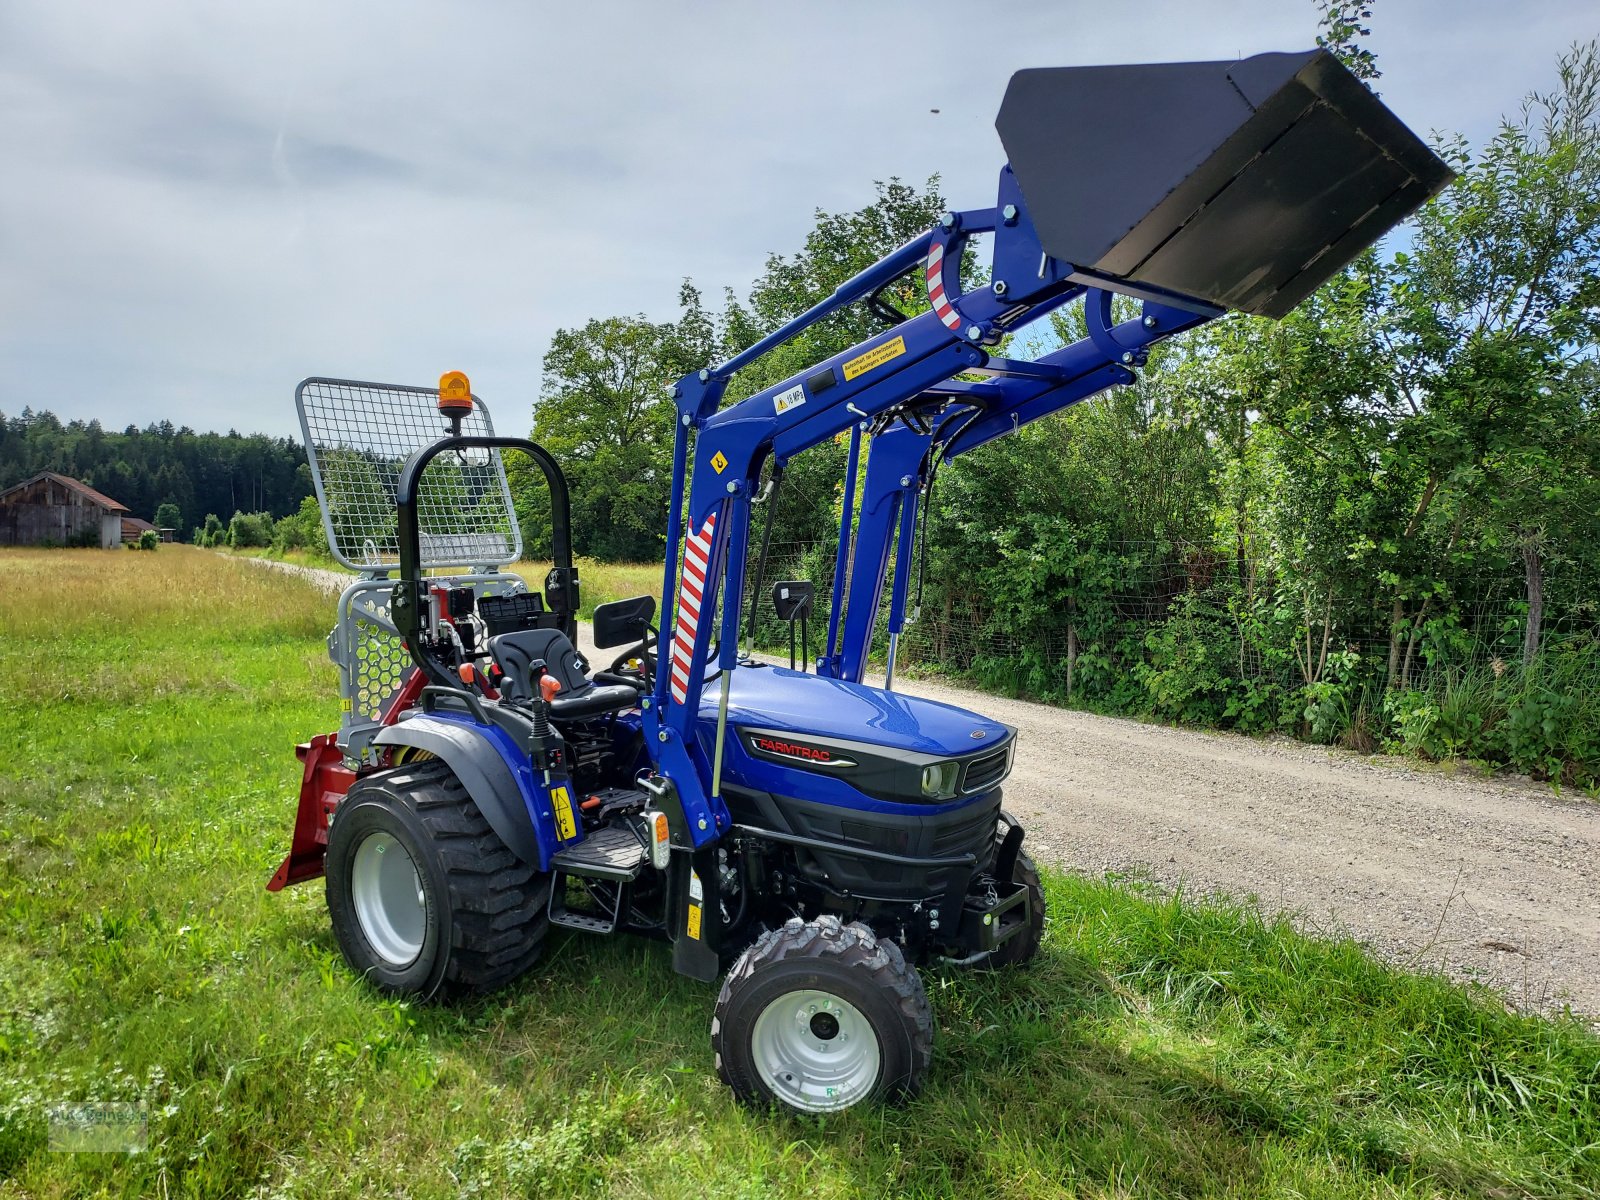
136 529 160 551
271 495 330 558
153 501 181 537
226 511 273 549
1137 593 1238 726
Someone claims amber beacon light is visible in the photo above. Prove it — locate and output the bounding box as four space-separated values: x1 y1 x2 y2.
437 371 473 433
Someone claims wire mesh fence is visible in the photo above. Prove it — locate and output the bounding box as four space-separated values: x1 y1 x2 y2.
739 531 1598 705
296 378 520 572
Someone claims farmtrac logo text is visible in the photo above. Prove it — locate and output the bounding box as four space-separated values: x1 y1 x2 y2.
750 735 855 767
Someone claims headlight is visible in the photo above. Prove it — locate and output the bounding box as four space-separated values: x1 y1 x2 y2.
920 761 960 800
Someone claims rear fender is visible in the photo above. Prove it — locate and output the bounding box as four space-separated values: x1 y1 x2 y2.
373 713 559 869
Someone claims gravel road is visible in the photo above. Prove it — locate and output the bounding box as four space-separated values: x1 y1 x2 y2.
249 556 1599 1020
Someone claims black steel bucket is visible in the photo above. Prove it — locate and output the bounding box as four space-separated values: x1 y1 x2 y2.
997 49 1455 318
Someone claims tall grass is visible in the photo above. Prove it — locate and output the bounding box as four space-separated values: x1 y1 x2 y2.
511 558 663 621
1 546 1596 1198
1383 641 1600 787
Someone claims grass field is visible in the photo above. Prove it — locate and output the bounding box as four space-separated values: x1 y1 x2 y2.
1 545 1596 1199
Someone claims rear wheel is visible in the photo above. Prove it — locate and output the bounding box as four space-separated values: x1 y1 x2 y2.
712 916 932 1114
326 761 550 998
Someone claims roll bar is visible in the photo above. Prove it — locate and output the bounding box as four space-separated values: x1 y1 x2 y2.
391 435 575 687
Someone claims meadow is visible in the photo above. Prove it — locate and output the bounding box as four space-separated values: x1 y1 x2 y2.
0 546 1596 1199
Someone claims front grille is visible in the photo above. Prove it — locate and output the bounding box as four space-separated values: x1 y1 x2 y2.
962 745 1012 794
931 796 1000 858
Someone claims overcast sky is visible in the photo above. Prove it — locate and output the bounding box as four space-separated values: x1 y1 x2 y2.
2 1 1594 440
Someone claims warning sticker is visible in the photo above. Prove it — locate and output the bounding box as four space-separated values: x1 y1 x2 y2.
773 383 806 415
686 903 703 940
689 869 704 902
552 785 577 841
843 334 906 382
710 450 728 474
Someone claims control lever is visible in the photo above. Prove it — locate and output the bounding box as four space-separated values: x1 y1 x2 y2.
524 659 564 785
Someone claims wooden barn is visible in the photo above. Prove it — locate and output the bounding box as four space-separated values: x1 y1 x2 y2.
0 472 129 548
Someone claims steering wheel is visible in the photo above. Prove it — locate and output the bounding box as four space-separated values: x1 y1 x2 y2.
600 631 657 689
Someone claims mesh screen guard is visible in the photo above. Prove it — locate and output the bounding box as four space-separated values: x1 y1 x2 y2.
295 378 523 571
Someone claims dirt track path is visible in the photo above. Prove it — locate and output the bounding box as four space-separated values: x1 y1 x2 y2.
247 556 1600 1020
895 672 1599 1022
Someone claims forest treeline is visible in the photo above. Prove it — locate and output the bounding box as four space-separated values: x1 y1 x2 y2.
0 409 311 540
514 15 1600 784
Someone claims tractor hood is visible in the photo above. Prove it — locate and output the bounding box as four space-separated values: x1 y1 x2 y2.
697 663 1010 757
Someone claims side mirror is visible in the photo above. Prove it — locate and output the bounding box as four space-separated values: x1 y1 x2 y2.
770 581 814 671
771 581 813 622
593 594 657 649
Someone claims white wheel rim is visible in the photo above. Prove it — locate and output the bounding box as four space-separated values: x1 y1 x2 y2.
351 831 426 967
749 988 882 1112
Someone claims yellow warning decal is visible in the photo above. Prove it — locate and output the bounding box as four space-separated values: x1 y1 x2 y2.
710 450 728 474
686 903 703 940
843 334 906 382
340 697 352 712
552 785 577 841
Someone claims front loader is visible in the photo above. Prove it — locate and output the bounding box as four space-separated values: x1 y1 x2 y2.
269 50 1451 1114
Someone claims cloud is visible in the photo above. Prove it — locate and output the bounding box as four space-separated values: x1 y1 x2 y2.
0 0 1593 438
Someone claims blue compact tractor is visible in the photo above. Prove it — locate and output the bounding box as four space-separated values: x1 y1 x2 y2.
270 51 1450 1113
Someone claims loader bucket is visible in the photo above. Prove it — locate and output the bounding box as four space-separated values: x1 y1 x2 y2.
996 49 1454 318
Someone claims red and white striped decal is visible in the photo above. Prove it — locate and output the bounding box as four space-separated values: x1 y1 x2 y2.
668 512 718 704
925 240 963 331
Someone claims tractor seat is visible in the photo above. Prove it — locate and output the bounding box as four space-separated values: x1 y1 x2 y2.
488 629 639 720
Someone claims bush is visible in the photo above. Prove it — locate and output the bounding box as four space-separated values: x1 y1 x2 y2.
136 529 159 551
270 495 330 558
1137 593 1238 726
153 502 181 538
226 511 273 549
1379 641 1600 785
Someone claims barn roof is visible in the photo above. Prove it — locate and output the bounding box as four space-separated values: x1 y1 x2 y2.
0 471 129 513
122 516 156 538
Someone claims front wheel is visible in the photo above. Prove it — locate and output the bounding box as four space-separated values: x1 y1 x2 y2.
712 916 932 1114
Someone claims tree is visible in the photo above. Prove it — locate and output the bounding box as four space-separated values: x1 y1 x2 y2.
1397 40 1600 662
153 501 181 535
519 283 714 561
1316 1 1381 83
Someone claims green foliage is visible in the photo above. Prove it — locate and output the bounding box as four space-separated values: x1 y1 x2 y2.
135 529 160 551
152 501 181 537
514 283 714 562
1138 594 1237 726
271 494 331 558
1380 643 1600 783
226 510 274 549
1316 1 1381 82
48 526 104 549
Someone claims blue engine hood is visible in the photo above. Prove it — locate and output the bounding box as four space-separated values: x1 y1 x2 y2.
696 663 1009 756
